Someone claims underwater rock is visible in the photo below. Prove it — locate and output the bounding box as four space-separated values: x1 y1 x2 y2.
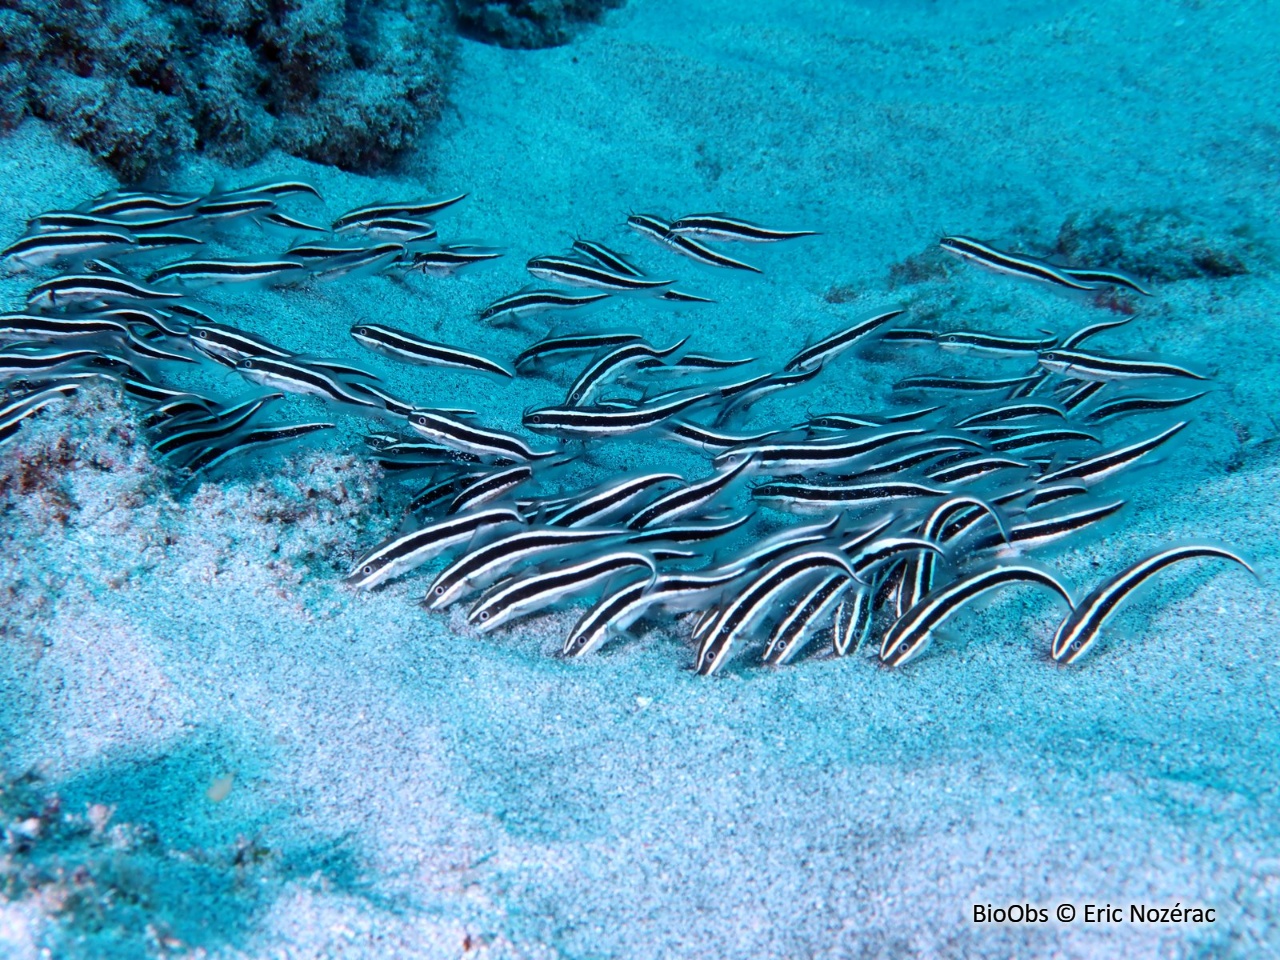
0 0 453 179
1055 209 1256 283
457 0 626 48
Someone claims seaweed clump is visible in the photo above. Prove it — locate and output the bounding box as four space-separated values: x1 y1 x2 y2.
457 0 626 48
0 0 453 179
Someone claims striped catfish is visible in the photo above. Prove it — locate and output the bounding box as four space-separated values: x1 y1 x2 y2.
1051 545 1254 664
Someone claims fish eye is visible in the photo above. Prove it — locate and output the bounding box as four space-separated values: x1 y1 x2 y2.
243 359 254 368
1071 639 1082 650
433 586 444 595
898 642 909 653
363 565 373 576
529 415 541 424
479 611 490 621
197 330 208 339
416 416 427 425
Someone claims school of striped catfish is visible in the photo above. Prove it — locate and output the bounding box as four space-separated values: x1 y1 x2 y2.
0 182 1256 674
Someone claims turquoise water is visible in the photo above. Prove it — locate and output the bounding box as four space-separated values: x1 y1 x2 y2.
1 2 1277 957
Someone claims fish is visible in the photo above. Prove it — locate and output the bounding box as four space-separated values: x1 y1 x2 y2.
565 569 744 657
152 394 282 461
234 357 381 408
480 289 612 325
627 214 762 272
895 373 1041 393
148 259 306 286
286 242 380 263
0 347 102 377
27 274 184 308
310 242 405 278
565 337 687 405
935 329 1057 355
344 383 421 420
1037 348 1206 382
407 245 503 275
1004 368 1052 400
523 389 719 439
833 441 978 480
880 565 1074 667
407 409 556 462
1037 421 1187 486
1059 316 1135 350
660 420 782 453
926 454 1028 484
130 233 204 253
881 328 939 344
1051 545 1253 664
715 427 928 474
783 308 905 372
624 513 752 546
973 500 1125 553
339 217 437 242
571 239 645 277
425 526 625 610
513 331 643 371
28 210 192 233
195 196 277 220
955 401 1066 428
526 255 674 291
121 325 198 364
332 194 467 230
762 572 849 665
696 550 857 676
1059 267 1153 297
659 290 717 304
2 229 137 269
188 322 291 366
752 480 947 514
1058 380 1107 411
446 465 534 515
257 211 327 233
844 535 944 583
713 365 823 424
647 353 756 373
0 382 81 435
350 323 514 378
183 421 338 481
0 313 128 340
407 470 492 516
939 236 1097 291
1080 392 1207 425
668 213 817 243
545 473 682 527
832 585 874 656
216 179 322 200
898 496 1006 616
712 516 844 576
348 507 523 590
468 550 656 633
86 191 201 218
626 459 750 529
988 427 1100 453
803 406 941 431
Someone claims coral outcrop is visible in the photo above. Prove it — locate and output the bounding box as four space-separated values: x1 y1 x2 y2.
0 0 453 179
456 0 626 49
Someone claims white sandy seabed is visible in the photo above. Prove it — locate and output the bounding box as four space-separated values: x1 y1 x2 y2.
1 0 1278 957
